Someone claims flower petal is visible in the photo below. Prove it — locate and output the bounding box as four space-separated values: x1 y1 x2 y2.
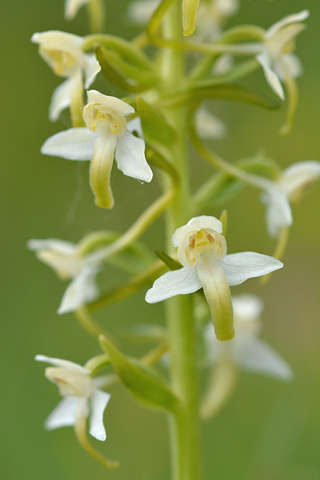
234 335 293 380
278 53 303 80
280 160 320 199
87 90 135 116
45 396 80 430
89 131 117 209
35 354 89 373
49 78 72 121
257 53 285 100
232 293 264 321
28 238 76 255
65 0 89 20
127 0 159 24
260 187 292 238
89 389 111 441
145 267 202 303
28 238 82 278
172 216 223 247
266 10 309 39
58 266 100 314
83 54 101 89
41 128 97 160
115 131 153 183
220 252 283 286
195 106 227 140
127 117 143 137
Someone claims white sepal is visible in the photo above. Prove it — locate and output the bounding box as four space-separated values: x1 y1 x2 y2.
234 335 293 380
145 267 202 303
115 131 153 183
220 252 283 286
89 389 111 441
41 128 97 160
45 396 80 430
58 266 100 314
49 78 72 121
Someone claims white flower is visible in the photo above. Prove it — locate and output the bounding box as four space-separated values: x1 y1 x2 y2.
65 0 89 20
260 161 320 238
145 216 283 341
41 90 153 209
28 238 100 314
195 106 227 140
256 10 309 100
205 294 293 380
35 355 110 441
31 31 100 121
196 0 239 40
127 0 160 24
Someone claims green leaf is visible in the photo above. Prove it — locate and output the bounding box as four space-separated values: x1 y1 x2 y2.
160 85 281 110
96 46 157 93
191 85 281 109
154 249 181 270
83 34 154 70
193 156 280 210
100 335 179 412
137 97 177 147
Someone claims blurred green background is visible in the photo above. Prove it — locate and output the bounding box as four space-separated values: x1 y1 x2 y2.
1 0 320 479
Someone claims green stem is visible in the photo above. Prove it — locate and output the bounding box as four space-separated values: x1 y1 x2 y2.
74 306 109 339
161 3 201 480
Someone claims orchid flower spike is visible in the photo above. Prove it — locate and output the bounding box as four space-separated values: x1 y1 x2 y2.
65 0 89 20
205 294 293 379
256 10 309 101
41 90 153 209
145 216 283 341
28 238 100 314
35 355 111 441
31 31 100 123
260 161 320 238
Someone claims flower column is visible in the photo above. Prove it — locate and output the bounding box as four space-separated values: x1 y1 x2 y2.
160 3 201 480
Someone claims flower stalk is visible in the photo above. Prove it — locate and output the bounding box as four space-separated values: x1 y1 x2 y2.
161 2 201 479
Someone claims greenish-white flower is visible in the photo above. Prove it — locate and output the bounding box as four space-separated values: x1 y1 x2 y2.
28 238 100 314
35 355 110 441
196 0 239 40
31 31 100 121
256 10 309 100
195 106 227 140
261 160 320 238
205 294 293 379
41 90 153 209
145 216 283 341
65 0 90 20
127 0 160 24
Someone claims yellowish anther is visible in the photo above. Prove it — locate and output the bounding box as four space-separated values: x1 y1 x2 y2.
180 229 227 267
